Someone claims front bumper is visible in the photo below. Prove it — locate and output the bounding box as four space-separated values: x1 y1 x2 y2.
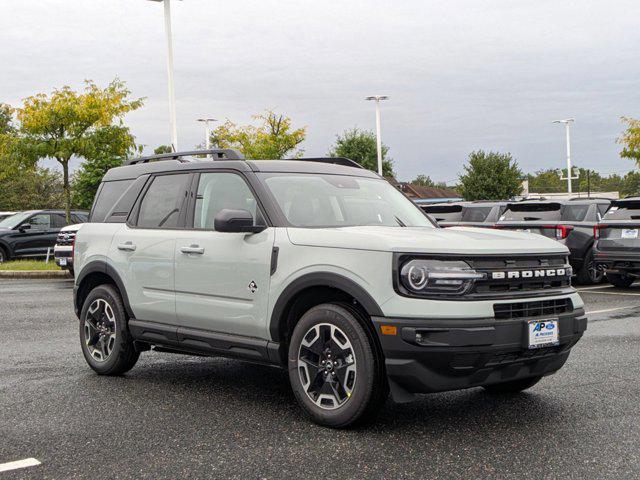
372 308 587 402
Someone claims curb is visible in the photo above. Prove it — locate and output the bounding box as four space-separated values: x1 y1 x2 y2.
0 270 71 279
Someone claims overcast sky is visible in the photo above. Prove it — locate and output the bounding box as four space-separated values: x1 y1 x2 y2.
2 0 639 183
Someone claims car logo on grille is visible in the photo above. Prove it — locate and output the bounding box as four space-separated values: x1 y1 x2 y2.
491 268 567 279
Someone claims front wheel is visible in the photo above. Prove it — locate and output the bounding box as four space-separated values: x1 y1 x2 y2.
288 303 387 428
79 284 139 375
482 376 543 394
606 272 635 288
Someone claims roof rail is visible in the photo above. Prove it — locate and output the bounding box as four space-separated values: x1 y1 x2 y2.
125 149 244 166
296 157 364 169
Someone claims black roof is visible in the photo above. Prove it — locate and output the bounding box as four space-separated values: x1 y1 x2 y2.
103 150 378 182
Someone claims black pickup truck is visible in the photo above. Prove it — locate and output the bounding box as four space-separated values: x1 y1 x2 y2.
495 198 611 284
594 197 640 287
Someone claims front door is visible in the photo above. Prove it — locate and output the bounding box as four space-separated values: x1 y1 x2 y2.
12 212 60 256
174 171 274 338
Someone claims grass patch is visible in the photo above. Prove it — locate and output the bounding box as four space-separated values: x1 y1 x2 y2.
0 260 61 271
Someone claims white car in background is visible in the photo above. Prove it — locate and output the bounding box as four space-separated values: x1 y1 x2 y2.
54 223 83 274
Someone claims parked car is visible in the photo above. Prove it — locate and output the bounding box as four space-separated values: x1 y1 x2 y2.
594 197 640 287
0 209 89 263
422 201 508 228
73 149 586 428
54 223 84 274
0 211 17 222
495 198 611 284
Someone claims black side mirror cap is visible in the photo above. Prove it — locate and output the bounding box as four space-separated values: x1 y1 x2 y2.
214 209 266 234
18 224 31 233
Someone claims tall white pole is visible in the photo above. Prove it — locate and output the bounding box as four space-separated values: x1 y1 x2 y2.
565 121 572 194
163 0 178 151
374 100 383 176
204 121 211 149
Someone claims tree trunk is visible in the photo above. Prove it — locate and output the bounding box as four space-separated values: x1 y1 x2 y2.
60 158 71 224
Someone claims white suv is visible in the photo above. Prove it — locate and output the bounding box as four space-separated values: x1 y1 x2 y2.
73 150 587 427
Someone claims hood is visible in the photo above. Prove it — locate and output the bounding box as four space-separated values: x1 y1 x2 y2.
286 226 568 255
60 223 84 232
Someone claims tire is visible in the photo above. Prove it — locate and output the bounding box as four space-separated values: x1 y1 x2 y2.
575 249 604 285
79 284 139 375
0 246 7 263
482 375 543 394
606 272 635 288
288 303 387 428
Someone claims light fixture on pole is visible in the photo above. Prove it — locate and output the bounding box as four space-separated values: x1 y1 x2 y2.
197 118 216 150
365 95 389 176
148 0 180 152
553 118 577 193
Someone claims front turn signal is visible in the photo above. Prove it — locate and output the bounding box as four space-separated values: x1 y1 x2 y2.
380 325 397 336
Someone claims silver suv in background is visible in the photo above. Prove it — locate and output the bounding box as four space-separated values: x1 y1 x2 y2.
73 149 587 428
422 201 507 228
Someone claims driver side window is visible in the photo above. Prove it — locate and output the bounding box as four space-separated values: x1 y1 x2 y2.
27 213 51 231
193 172 264 230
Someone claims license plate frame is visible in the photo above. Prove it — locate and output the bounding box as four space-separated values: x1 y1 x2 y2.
526 319 559 349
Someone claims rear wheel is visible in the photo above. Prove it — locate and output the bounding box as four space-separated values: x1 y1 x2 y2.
288 303 387 428
606 272 635 288
575 250 604 285
483 375 542 394
79 284 139 375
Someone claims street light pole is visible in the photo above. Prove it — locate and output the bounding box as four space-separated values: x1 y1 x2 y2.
197 118 216 150
553 118 576 193
148 0 179 151
365 95 389 176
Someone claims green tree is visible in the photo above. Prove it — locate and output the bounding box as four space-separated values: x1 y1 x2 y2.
412 174 435 187
211 111 306 159
0 167 64 211
0 103 13 135
621 171 640 197
154 145 173 154
328 128 394 176
458 150 523 200
619 117 640 166
12 79 143 221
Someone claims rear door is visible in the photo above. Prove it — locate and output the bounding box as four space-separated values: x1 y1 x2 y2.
173 171 275 338
108 172 192 325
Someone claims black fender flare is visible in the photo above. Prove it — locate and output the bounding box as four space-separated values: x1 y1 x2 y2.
268 272 384 342
75 260 135 320
0 239 13 259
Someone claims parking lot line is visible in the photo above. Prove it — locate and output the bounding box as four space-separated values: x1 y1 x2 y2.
586 305 640 315
576 285 615 291
0 458 41 473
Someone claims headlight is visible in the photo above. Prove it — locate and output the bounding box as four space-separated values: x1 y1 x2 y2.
399 259 486 297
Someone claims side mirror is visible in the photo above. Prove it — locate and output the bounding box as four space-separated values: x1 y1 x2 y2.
18 224 31 233
214 209 266 234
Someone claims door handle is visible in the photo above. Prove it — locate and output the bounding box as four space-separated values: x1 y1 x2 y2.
180 245 204 255
117 242 137 252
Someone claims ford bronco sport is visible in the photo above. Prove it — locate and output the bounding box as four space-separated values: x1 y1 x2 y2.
73 149 587 428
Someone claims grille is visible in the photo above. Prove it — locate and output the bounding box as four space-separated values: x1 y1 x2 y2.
493 298 573 320
56 231 76 246
468 255 571 297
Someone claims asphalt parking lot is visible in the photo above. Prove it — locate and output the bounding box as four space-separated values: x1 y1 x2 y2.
1 279 639 479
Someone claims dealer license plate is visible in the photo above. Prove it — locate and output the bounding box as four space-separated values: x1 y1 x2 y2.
58 258 67 266
527 319 559 349
621 229 638 239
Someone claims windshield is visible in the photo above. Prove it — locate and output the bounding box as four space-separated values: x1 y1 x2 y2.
461 206 493 222
260 173 435 228
0 211 31 229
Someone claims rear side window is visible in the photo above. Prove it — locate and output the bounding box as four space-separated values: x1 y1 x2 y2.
137 174 190 229
91 180 133 222
461 206 492 222
51 213 67 228
603 202 640 220
561 204 590 222
501 203 561 221
422 205 463 222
